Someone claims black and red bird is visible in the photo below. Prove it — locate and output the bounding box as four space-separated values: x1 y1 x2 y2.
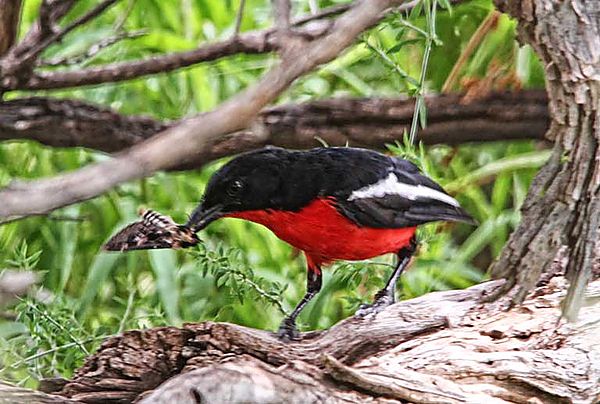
185 146 474 340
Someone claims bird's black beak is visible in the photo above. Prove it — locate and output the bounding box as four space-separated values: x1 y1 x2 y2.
186 204 223 232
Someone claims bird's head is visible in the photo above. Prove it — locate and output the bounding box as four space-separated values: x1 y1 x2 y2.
186 148 289 231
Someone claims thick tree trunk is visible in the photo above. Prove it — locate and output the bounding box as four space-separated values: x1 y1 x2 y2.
1 277 598 403
489 0 600 319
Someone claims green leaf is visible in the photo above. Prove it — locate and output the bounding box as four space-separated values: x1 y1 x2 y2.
77 252 120 318
149 250 181 324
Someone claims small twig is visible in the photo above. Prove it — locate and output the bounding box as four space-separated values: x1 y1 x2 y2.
0 0 24 57
230 268 288 316
233 0 246 37
6 336 105 370
20 0 120 65
8 2 344 90
2 0 75 64
364 37 419 86
114 0 137 31
292 3 350 26
38 29 147 67
36 0 74 37
6 0 425 91
398 19 429 38
408 0 438 144
273 0 291 30
441 10 500 93
23 300 90 355
118 286 136 334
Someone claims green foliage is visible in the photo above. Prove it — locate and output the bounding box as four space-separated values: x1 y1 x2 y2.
185 244 288 319
0 0 548 387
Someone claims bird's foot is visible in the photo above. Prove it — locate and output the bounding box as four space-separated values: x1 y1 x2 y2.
276 318 301 342
354 293 394 317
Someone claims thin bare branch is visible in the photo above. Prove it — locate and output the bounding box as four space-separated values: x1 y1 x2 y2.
233 0 246 37
38 29 148 67
0 0 409 220
293 3 350 25
8 15 332 91
1 0 426 91
17 0 120 67
1 0 75 66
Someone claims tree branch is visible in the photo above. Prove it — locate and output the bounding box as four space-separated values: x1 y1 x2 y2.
12 20 329 91
0 0 425 91
273 0 291 30
0 0 22 57
0 0 76 80
233 0 246 37
0 91 549 163
16 0 119 69
0 0 410 221
29 277 599 403
0 2 349 92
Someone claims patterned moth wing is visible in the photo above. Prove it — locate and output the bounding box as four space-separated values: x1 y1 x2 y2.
103 210 200 252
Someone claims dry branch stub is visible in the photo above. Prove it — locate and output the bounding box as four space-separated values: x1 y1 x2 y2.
32 277 598 404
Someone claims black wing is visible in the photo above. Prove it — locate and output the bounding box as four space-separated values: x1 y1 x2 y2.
103 210 200 252
336 158 474 228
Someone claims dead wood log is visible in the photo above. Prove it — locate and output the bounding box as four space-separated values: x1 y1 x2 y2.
0 276 587 404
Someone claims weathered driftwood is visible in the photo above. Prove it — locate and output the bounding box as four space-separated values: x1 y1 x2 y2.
3 276 596 404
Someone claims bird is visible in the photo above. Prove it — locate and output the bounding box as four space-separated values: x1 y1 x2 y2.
185 146 475 340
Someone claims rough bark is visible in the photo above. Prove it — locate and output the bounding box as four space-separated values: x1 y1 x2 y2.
1 276 597 403
0 91 548 161
489 0 600 319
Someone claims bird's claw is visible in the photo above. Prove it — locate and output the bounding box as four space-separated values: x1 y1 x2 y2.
354 294 394 317
276 319 301 342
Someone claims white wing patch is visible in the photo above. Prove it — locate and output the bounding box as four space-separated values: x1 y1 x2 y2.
348 172 460 207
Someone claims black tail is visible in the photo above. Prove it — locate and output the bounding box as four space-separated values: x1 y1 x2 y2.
405 203 477 226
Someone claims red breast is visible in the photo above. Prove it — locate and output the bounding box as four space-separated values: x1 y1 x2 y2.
227 198 416 267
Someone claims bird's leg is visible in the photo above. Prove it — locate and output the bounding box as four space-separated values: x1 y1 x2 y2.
277 265 322 341
355 237 417 317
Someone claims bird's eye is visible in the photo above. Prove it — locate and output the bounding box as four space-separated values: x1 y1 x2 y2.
226 179 244 197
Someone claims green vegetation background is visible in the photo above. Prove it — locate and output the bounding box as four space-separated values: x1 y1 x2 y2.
0 0 547 387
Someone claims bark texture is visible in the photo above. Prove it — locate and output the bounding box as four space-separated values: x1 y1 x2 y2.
489 0 600 318
1 276 597 403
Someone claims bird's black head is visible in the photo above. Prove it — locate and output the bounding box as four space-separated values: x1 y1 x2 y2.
186 148 291 231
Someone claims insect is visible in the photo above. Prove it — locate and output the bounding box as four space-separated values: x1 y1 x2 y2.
103 209 199 252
